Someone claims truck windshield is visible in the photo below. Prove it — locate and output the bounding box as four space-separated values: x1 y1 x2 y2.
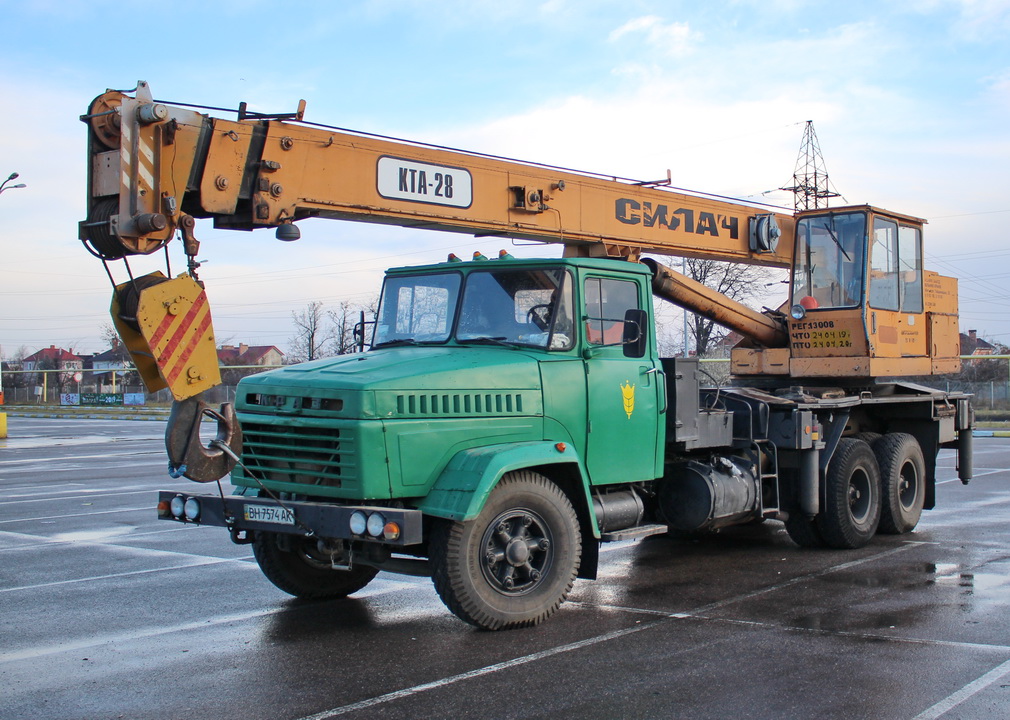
373 272 461 346
792 212 867 310
457 268 574 350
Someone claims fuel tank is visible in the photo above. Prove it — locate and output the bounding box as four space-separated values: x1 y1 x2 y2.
657 456 759 532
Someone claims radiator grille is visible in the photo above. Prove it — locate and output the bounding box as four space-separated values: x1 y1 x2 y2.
238 422 353 488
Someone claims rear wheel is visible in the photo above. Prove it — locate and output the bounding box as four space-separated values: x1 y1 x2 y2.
785 513 827 548
253 533 378 599
816 438 881 549
875 433 926 534
429 471 581 630
853 431 881 445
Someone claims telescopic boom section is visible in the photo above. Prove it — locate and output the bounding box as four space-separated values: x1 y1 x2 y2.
642 259 788 348
80 82 795 268
80 82 796 404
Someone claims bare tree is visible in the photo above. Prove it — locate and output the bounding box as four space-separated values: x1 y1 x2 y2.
1 345 28 390
100 322 121 348
288 301 330 363
328 297 379 355
651 257 784 358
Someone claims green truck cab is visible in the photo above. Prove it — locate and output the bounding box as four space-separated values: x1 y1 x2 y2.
159 252 973 629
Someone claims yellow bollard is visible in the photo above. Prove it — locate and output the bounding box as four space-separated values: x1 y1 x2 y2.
0 412 7 439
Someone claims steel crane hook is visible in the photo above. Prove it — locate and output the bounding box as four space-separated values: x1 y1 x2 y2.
165 395 243 483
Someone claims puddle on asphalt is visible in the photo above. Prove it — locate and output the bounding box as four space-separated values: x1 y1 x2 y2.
51 526 137 542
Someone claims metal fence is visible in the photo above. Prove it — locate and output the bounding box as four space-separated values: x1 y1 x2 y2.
0 365 278 406
4 358 1010 410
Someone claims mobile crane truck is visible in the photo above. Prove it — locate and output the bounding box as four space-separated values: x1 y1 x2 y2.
80 82 973 629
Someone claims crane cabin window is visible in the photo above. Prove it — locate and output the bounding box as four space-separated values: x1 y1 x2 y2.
898 224 923 313
869 218 900 311
868 218 924 313
792 212 867 310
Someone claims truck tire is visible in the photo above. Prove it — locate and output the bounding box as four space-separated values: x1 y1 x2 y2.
429 471 581 630
253 532 378 599
874 433 926 535
784 513 826 548
816 438 881 549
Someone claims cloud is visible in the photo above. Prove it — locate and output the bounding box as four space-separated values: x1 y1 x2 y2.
950 0 1010 39
608 15 701 57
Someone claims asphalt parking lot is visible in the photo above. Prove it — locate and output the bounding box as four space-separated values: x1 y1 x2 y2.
2 417 1010 720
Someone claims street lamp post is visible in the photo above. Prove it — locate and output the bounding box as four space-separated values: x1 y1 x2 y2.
0 173 23 436
0 172 26 195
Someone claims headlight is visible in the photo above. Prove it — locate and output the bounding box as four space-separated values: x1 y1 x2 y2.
184 497 201 521
366 512 386 537
349 510 367 535
170 495 185 518
790 304 806 320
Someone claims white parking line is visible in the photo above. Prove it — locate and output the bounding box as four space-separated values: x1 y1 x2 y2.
0 451 165 467
0 482 84 493
912 657 1010 719
0 524 192 553
0 579 418 664
294 544 926 719
295 623 661 720
0 526 245 565
685 543 919 616
0 506 152 524
0 489 162 505
0 556 256 594
937 467 1007 485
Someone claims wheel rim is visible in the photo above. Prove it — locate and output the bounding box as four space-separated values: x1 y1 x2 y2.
847 468 873 524
480 507 553 596
898 459 920 511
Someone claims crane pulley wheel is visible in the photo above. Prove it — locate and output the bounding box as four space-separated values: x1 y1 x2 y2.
87 90 124 150
115 273 171 333
82 198 129 260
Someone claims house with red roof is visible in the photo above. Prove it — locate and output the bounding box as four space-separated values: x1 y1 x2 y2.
217 344 285 367
22 346 84 389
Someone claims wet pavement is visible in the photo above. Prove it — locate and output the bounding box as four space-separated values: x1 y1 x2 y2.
2 417 1010 719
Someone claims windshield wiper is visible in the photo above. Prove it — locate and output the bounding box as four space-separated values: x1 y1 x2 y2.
821 221 852 261
457 336 517 348
373 338 419 348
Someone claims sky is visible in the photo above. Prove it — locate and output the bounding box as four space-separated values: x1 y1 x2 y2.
1 0 1009 358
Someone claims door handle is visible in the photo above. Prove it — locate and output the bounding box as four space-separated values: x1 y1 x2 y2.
642 367 667 414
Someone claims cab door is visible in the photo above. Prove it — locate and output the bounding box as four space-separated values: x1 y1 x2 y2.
582 274 663 485
867 215 927 363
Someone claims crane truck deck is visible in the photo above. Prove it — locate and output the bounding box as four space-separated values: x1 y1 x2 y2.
80 82 973 629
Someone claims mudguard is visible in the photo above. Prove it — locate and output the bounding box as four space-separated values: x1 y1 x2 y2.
417 441 596 533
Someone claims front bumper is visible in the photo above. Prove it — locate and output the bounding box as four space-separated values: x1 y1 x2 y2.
157 491 424 546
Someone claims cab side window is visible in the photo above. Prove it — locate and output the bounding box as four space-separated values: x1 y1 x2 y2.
584 277 641 352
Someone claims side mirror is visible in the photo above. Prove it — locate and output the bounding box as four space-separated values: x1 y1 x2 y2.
623 309 648 358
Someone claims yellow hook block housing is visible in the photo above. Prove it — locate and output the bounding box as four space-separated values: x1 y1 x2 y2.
111 272 222 401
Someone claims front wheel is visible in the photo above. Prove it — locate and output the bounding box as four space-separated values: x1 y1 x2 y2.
816 438 881 549
253 533 378 599
429 471 581 630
